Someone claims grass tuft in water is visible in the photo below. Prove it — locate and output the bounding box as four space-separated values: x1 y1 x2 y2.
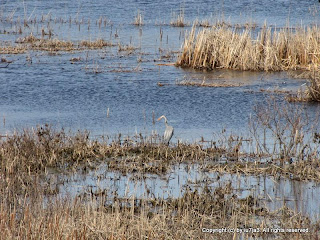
177 24 320 72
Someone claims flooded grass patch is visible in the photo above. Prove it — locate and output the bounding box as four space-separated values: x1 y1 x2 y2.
1 33 117 53
0 176 318 239
79 39 115 49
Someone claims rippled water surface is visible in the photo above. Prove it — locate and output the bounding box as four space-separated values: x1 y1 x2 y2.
1 0 320 141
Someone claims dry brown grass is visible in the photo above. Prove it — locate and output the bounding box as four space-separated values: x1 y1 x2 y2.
0 45 26 54
31 38 75 51
1 34 116 53
0 125 220 188
0 121 319 239
0 125 101 177
0 181 317 240
203 160 320 182
79 39 115 49
1 109 320 190
15 34 75 51
177 25 320 71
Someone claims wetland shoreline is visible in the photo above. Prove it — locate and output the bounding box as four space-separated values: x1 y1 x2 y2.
0 115 319 239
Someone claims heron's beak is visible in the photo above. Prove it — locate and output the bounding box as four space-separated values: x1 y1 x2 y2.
157 117 162 121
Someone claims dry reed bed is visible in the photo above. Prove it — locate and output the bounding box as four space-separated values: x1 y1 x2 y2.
177 25 320 71
1 183 317 239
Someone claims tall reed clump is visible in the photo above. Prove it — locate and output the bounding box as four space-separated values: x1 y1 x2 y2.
177 25 320 71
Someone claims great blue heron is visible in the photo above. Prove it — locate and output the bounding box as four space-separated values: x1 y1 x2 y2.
157 115 174 145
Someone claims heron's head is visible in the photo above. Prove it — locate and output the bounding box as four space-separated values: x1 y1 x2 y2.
157 115 167 123
157 115 165 121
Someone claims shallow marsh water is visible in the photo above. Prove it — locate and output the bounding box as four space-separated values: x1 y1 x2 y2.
49 163 320 222
1 0 320 226
1 0 320 141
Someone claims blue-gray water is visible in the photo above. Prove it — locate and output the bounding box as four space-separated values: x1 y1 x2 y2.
1 0 320 141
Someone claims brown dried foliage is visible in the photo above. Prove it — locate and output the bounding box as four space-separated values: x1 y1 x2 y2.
177 25 320 71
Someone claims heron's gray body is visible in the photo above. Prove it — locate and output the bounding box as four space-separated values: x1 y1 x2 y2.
163 124 174 145
158 115 174 145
